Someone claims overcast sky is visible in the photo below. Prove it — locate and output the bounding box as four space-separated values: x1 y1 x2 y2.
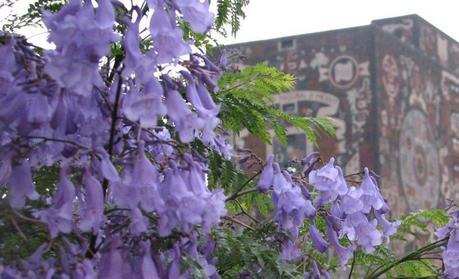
2 0 459 48
212 0 459 45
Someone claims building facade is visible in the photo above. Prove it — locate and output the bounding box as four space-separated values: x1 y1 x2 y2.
228 15 459 216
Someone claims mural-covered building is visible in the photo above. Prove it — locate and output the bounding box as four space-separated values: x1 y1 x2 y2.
227 15 459 216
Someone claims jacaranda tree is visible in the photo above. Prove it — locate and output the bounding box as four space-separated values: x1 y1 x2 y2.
0 0 458 278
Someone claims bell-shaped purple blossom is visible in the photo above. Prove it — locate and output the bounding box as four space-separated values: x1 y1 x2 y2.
149 2 191 63
7 160 39 208
271 164 313 238
281 240 303 262
326 226 355 267
304 260 330 279
341 186 363 215
301 152 319 166
37 166 75 237
123 79 167 128
442 230 459 278
113 142 162 213
96 147 120 182
342 212 382 253
141 241 161 279
78 170 104 233
174 0 214 33
360 168 385 213
309 158 348 206
375 210 400 238
99 237 131 279
258 154 274 192
165 89 202 142
310 221 329 253
157 161 226 236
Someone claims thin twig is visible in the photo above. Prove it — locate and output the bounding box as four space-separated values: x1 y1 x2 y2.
12 209 47 226
9 216 27 241
22 136 90 150
226 187 259 202
348 251 356 279
225 170 262 201
223 216 255 231
107 73 123 159
234 199 259 223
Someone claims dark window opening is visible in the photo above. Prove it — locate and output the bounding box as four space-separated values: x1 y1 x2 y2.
280 39 294 49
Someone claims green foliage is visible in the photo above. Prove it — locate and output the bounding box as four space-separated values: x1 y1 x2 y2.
214 226 299 278
395 209 449 241
214 0 250 37
1 0 66 32
353 209 449 278
217 64 335 145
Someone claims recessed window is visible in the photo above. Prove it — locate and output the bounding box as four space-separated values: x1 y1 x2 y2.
279 39 295 50
282 103 296 114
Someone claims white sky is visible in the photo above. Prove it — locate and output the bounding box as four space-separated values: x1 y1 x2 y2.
212 0 459 45
2 0 459 48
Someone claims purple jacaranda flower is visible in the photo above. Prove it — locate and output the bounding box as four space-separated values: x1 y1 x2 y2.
301 152 319 166
281 240 303 262
310 221 329 253
186 80 220 118
122 10 152 79
165 89 202 142
326 226 354 267
442 229 459 278
271 163 315 238
78 169 104 233
341 186 364 215
158 166 198 235
182 234 218 277
37 166 75 237
437 210 459 240
309 158 348 206
95 147 119 182
74 259 96 279
129 206 149 234
158 161 226 236
123 79 167 128
113 141 163 213
0 152 12 185
43 0 119 96
342 212 382 253
219 50 228 68
7 160 39 208
374 210 400 238
360 168 385 214
202 189 227 233
258 154 274 192
207 135 233 160
148 128 175 161
99 237 131 279
141 241 161 279
304 260 330 279
174 0 214 33
27 93 52 124
149 2 191 64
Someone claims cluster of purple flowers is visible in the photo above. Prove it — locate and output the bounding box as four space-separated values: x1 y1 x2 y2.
258 155 401 272
0 0 229 277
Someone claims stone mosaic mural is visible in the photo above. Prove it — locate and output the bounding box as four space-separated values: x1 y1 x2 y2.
229 15 459 217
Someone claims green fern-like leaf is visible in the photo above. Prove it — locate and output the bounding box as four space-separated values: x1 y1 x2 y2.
217 64 335 146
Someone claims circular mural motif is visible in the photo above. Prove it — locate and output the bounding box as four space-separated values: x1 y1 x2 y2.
328 55 358 89
399 109 440 210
